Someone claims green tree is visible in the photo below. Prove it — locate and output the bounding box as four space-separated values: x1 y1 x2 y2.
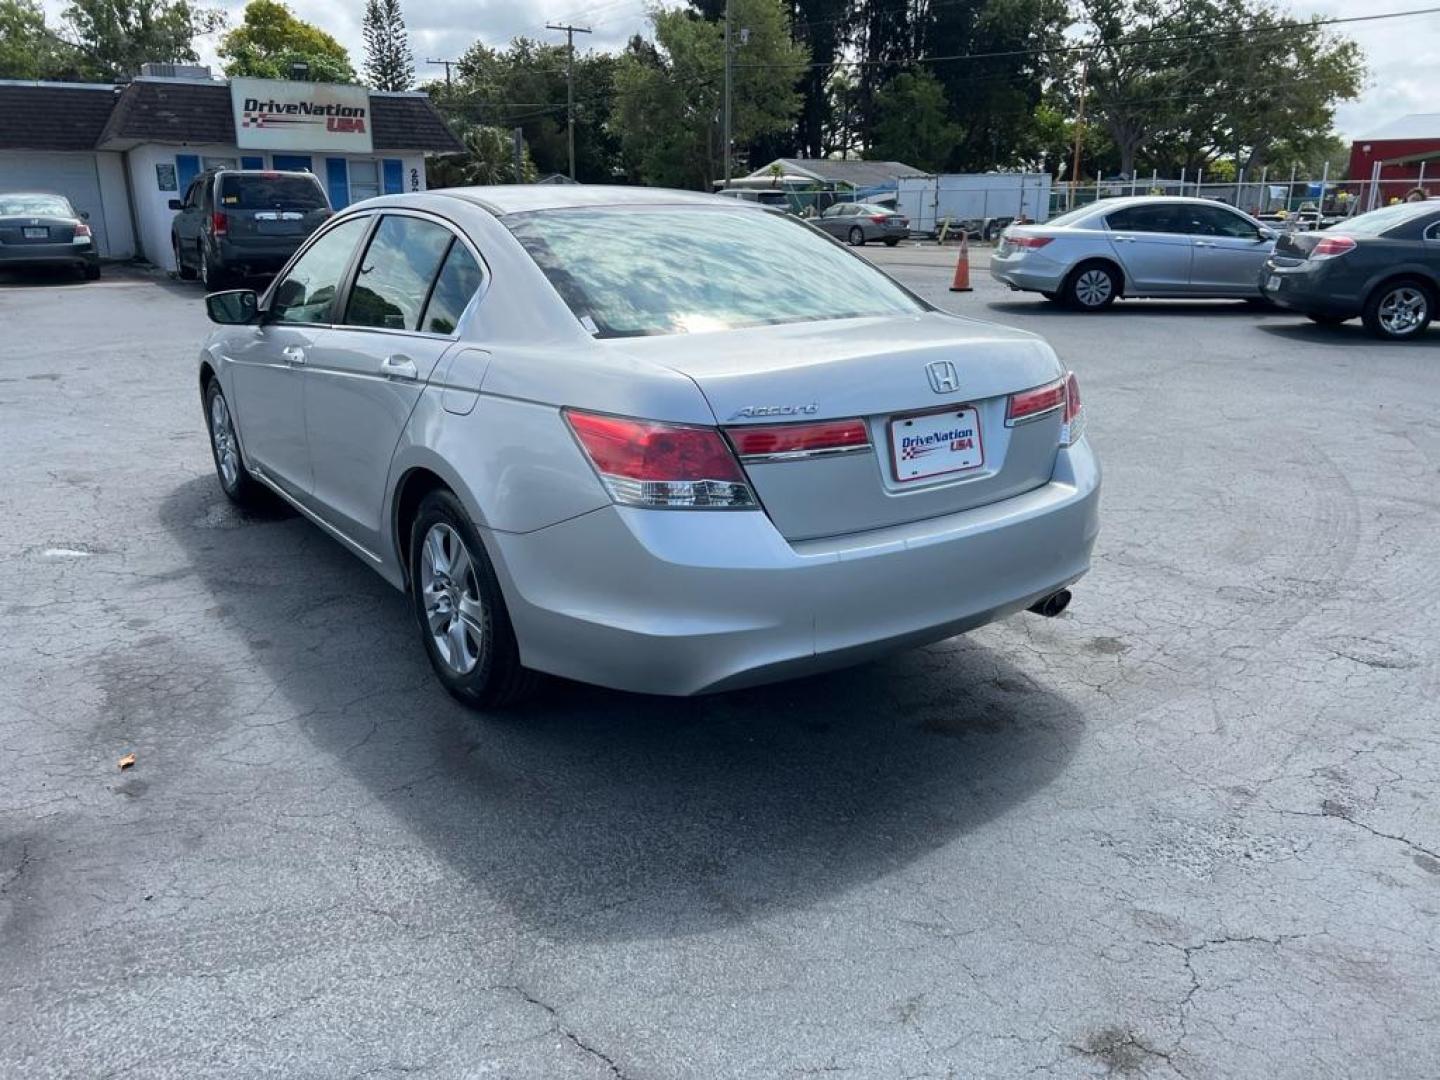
362 0 413 91
868 71 960 173
612 0 808 189
218 0 355 83
61 0 225 81
426 124 536 186
1070 0 1362 179
0 0 83 80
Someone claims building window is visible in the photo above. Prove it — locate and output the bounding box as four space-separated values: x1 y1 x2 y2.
350 160 381 202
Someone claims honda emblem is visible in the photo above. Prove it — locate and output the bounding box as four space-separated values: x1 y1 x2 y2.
926 360 960 394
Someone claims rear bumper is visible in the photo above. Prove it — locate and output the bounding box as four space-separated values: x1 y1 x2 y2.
1257 261 1360 317
989 252 1067 293
487 440 1101 695
217 237 304 271
0 241 96 267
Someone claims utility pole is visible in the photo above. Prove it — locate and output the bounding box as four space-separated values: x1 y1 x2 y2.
425 58 456 89
1069 57 1089 210
546 22 591 181
723 0 732 189
513 127 524 184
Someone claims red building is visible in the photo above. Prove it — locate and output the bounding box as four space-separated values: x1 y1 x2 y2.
1347 113 1440 198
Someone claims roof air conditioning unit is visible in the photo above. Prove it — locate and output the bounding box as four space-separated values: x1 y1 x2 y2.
139 62 212 80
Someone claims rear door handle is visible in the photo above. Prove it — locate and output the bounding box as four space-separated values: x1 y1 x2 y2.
380 354 418 380
1112 234 1134 242
1194 240 1214 247
282 345 306 365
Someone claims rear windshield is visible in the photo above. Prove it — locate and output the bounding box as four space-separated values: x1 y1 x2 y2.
504 205 926 338
219 174 327 210
1335 202 1435 236
0 194 73 217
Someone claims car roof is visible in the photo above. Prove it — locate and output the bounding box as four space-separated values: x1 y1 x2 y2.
1080 196 1246 212
1 191 71 199
432 184 746 216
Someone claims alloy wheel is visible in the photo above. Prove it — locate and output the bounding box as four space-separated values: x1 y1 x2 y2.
1074 268 1113 308
419 523 485 675
208 392 240 490
1378 287 1427 336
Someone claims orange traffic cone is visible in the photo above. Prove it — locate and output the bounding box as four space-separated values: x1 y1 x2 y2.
949 233 973 293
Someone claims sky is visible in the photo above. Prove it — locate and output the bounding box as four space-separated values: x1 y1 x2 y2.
41 0 1440 144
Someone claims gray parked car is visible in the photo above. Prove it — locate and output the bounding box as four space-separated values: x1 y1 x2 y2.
815 202 910 246
990 196 1277 309
197 186 1099 706
0 192 100 279
1259 199 1440 340
171 168 332 289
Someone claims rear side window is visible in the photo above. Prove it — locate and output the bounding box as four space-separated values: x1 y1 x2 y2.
271 217 369 324
420 243 483 334
1106 205 1182 233
0 194 73 216
343 215 454 331
220 173 328 210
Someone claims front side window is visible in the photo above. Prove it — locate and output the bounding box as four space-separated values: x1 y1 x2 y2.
1187 205 1261 239
420 242 483 334
505 205 926 338
343 215 454 331
270 217 370 324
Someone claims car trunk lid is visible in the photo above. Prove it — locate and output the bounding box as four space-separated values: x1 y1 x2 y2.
0 214 76 244
218 173 331 245
607 312 1067 541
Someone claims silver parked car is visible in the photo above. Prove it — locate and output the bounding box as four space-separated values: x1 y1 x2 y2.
814 202 910 246
990 196 1277 309
198 186 1100 705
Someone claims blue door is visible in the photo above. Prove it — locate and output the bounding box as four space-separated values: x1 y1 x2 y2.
175 153 201 192
272 154 313 173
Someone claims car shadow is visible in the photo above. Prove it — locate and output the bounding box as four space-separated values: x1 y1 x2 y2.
1255 321 1440 347
159 474 1085 943
0 266 91 288
986 298 1276 318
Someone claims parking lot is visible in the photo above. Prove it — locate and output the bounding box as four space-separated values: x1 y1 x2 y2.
2 250 1438 1079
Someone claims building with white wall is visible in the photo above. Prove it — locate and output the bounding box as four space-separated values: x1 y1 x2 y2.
0 72 461 270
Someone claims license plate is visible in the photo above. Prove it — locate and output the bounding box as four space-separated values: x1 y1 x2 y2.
256 219 301 235
1267 275 1281 291
890 407 984 482
23 227 48 239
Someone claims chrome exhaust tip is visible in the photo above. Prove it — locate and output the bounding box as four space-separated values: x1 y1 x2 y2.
1028 589 1072 618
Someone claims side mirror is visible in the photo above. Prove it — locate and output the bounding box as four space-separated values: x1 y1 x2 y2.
168 199 183 211
1258 226 1277 242
205 289 260 325
79 210 90 221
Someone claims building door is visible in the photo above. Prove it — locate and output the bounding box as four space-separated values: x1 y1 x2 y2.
0 151 110 255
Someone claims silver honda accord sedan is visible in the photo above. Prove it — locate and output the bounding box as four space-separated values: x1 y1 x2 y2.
197 186 1101 705
991 196 1277 309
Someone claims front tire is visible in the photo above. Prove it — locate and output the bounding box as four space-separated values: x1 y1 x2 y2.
1062 262 1120 310
1361 279 1433 340
410 490 537 709
848 226 865 246
203 379 264 507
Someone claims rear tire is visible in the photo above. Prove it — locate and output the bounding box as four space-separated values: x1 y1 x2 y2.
883 237 900 247
409 490 538 709
173 236 196 280
199 245 229 291
83 263 100 281
847 226 865 246
1061 262 1119 311
1361 279 1433 340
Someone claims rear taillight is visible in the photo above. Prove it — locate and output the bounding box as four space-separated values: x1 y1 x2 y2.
1007 379 1065 423
565 410 756 509
74 222 92 238
1310 235 1355 260
1007 372 1085 445
211 212 228 236
727 418 870 461
1062 371 1085 445
871 214 888 224
1007 235 1053 250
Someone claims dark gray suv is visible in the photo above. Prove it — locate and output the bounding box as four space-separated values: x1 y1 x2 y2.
170 169 332 288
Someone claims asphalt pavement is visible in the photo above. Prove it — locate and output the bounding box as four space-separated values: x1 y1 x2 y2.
2 253 1438 1079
